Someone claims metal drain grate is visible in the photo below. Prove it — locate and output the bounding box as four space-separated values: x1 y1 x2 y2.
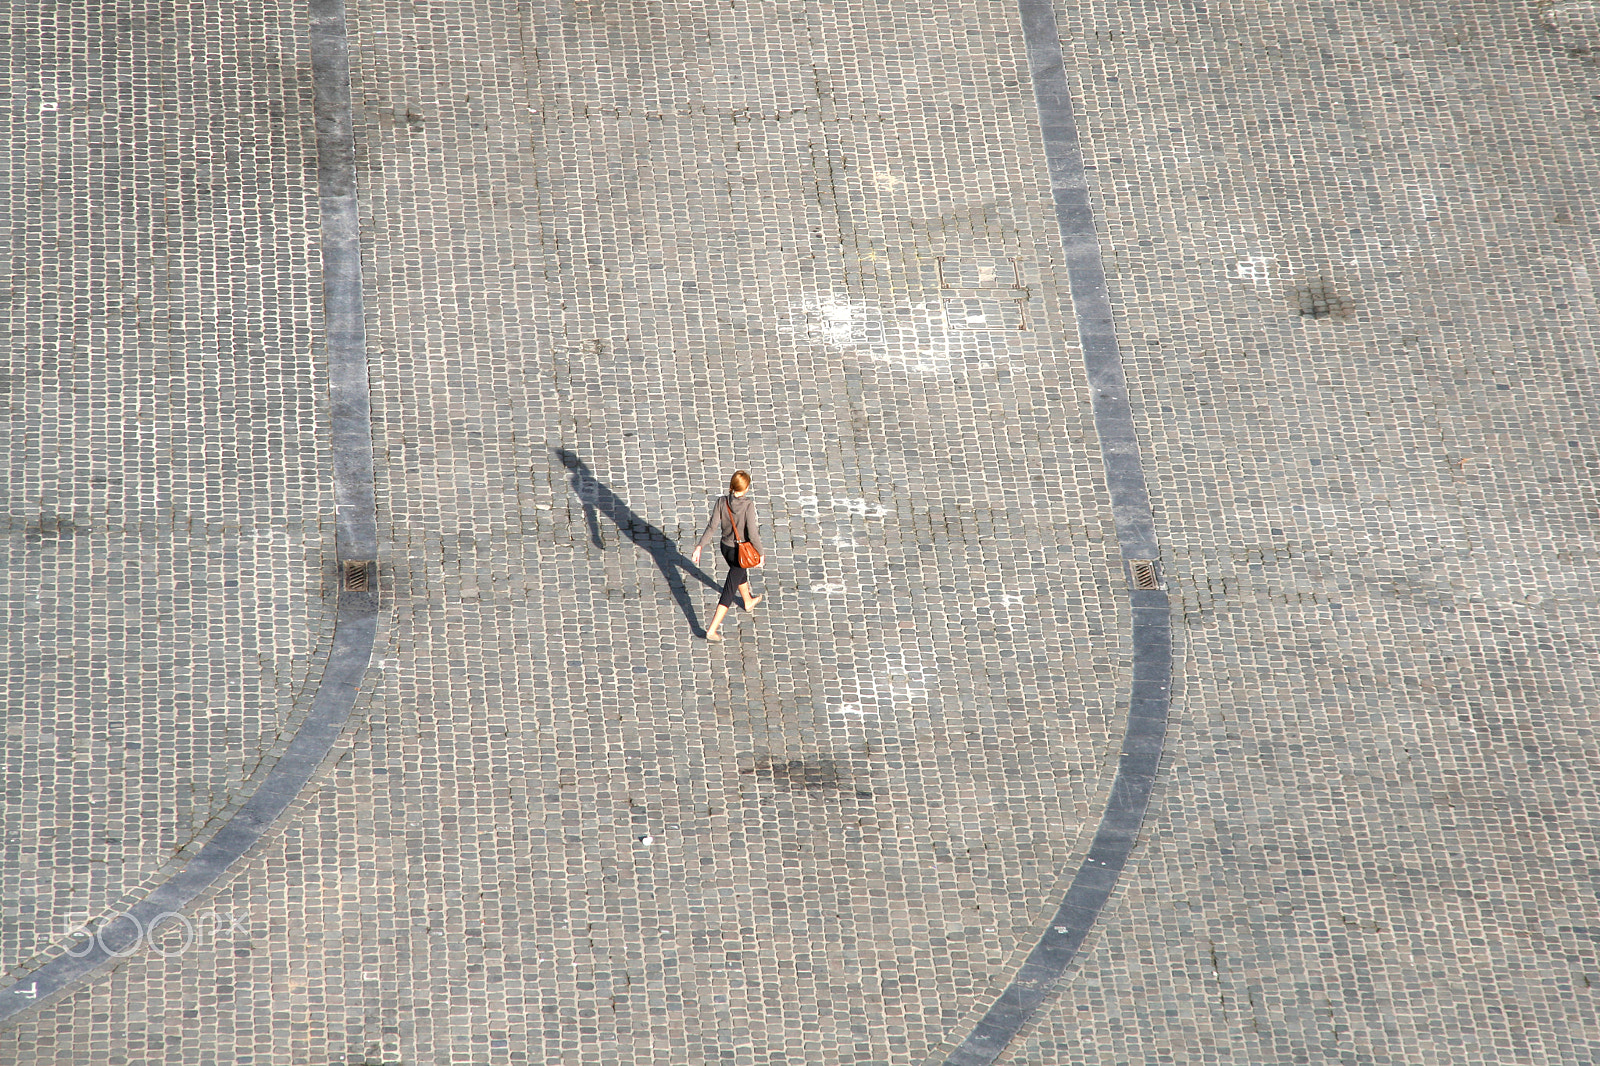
1293 278 1352 319
342 560 373 592
1128 560 1160 590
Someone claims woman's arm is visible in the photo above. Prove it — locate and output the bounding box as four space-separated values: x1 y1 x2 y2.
691 498 722 564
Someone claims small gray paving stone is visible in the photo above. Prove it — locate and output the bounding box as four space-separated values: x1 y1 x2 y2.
3 0 1599 1064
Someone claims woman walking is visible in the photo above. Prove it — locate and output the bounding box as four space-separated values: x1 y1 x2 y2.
691 470 763 641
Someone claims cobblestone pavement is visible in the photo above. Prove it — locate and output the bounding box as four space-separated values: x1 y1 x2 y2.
1 0 338 996
2 0 1598 1065
1010 3 1600 1063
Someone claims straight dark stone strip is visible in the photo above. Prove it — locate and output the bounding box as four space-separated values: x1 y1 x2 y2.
1113 506 1154 540
1112 758 1160 787
1123 712 1168 741
1074 860 1122 892
1053 192 1092 213
1122 736 1166 760
1135 645 1174 671
0 0 379 1028
1096 805 1146 838
1062 245 1109 275
936 0 1171 1062
1134 637 1174 662
1094 414 1139 442
1053 903 1104 931
1093 818 1144 848
1082 357 1129 390
1068 281 1116 318
1109 784 1156 817
1056 207 1097 231
1095 816 1148 853
1086 850 1134 877
1059 233 1108 261
1062 881 1116 915
1112 524 1159 559
1100 450 1148 482
1101 442 1145 468
1133 659 1171 681
1109 485 1153 515
1079 316 1123 341
1130 678 1172 698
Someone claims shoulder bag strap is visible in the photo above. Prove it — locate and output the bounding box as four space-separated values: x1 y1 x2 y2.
725 497 745 544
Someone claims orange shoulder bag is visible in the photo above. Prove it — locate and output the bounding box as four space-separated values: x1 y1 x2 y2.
727 498 762 568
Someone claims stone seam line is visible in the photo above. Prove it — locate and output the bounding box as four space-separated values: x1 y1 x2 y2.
931 1 1172 1063
0 0 379 1025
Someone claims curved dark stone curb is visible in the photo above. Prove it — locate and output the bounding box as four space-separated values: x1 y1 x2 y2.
934 2 1173 1063
0 0 377 1026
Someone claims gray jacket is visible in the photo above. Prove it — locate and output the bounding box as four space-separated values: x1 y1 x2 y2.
697 494 763 554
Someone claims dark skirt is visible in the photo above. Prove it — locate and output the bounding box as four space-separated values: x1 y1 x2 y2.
718 543 749 607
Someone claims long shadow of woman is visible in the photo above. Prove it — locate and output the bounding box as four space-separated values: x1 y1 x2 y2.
555 448 720 636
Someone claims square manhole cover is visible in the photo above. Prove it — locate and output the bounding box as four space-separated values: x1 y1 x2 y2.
937 257 1023 291
942 296 1028 330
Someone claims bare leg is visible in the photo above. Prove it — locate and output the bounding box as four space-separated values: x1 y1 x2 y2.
739 582 762 611
706 603 731 639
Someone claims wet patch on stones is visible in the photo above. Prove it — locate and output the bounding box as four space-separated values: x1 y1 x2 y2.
20 513 89 544
740 756 873 798
1292 276 1353 319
